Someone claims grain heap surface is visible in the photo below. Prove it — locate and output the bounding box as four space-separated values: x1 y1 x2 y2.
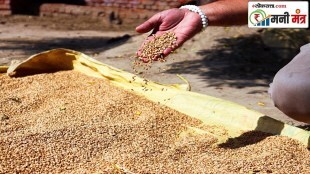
0 71 309 173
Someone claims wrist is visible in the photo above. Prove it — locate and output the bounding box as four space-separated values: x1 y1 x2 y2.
180 5 208 31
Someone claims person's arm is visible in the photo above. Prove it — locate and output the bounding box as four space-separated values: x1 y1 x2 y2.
136 0 248 59
200 0 248 26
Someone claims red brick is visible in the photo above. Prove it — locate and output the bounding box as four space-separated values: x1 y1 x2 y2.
0 10 11 15
0 0 10 5
0 4 10 10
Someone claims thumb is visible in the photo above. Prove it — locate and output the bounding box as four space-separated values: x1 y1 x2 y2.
136 13 162 33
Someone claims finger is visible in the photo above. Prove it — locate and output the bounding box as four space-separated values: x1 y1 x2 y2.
136 35 156 56
137 31 165 56
136 13 162 33
163 47 174 57
141 57 150 63
162 34 183 57
149 26 159 37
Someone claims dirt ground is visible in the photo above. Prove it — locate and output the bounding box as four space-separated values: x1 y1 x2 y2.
0 15 309 126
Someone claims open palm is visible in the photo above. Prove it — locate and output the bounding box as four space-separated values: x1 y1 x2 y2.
136 8 202 59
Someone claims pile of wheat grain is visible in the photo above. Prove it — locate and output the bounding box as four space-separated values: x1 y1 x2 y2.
0 71 309 173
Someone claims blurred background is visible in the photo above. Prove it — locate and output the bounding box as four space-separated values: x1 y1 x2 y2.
0 0 309 125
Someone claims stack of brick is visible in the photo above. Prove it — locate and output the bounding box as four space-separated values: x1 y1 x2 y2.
1 0 196 25
39 3 158 26
84 0 194 11
0 0 11 15
40 4 105 17
40 0 195 25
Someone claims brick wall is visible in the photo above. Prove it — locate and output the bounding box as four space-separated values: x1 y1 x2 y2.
84 0 194 11
1 0 195 25
40 3 159 24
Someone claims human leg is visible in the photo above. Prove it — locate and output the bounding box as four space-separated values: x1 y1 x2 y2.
269 43 310 123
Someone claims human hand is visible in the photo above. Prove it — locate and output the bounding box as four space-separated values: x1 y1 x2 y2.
136 8 203 60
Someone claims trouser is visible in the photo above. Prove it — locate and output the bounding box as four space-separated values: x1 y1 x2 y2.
269 43 310 123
